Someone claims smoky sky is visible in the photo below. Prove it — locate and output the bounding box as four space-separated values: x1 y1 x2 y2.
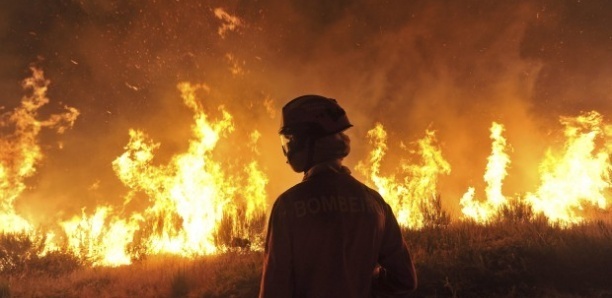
1 0 610 220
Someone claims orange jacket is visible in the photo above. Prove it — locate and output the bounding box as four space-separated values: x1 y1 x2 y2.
259 164 416 298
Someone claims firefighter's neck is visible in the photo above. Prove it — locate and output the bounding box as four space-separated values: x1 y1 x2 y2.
303 159 348 180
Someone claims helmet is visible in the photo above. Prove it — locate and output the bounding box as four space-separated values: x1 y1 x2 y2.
279 95 352 137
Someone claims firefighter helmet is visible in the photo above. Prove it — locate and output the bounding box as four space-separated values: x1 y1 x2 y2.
279 95 352 137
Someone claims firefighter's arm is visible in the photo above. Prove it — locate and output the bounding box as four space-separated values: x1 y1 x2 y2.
372 203 417 295
259 198 293 298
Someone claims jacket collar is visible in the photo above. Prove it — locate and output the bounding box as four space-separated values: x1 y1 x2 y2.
303 159 351 181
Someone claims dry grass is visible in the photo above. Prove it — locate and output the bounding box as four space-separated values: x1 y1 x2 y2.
1 219 612 297
5 252 262 297
407 220 612 297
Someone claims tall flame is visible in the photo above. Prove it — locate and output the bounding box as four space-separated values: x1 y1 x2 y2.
49 82 269 266
356 123 451 229
0 67 79 233
525 111 611 226
2 66 610 269
108 82 267 259
459 113 611 226
460 122 511 222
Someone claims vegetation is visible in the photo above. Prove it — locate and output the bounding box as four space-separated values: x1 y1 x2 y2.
1 250 262 298
1 218 611 297
406 220 612 297
0 233 82 278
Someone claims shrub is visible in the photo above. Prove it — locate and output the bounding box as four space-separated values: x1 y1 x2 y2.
0 232 82 277
0 232 36 276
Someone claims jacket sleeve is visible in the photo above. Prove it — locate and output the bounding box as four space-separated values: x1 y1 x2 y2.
259 198 293 298
372 202 417 295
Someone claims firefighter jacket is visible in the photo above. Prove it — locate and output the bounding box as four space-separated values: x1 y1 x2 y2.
259 162 416 298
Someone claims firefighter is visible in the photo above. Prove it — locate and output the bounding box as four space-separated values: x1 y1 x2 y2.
259 95 417 298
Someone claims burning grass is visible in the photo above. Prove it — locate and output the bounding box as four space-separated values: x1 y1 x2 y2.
2 219 611 297
0 67 609 297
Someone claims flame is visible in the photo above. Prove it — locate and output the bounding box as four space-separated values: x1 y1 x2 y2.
60 207 141 266
356 123 451 229
525 111 611 226
0 67 79 233
51 82 268 266
108 82 267 260
460 122 511 222
459 113 611 226
0 76 272 267
2 66 610 269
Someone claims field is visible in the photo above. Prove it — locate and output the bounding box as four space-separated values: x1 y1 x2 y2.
1 219 611 298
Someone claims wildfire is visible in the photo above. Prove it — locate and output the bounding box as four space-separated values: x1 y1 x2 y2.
0 67 79 233
356 123 451 229
358 113 610 229
60 206 140 266
1 66 610 268
107 82 267 261
460 122 511 223
525 111 611 226
458 113 610 226
55 82 268 266
1 68 267 266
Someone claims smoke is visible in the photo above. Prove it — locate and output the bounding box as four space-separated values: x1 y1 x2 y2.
0 0 610 220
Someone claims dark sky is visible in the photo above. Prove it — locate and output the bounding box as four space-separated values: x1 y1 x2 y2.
1 0 610 221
